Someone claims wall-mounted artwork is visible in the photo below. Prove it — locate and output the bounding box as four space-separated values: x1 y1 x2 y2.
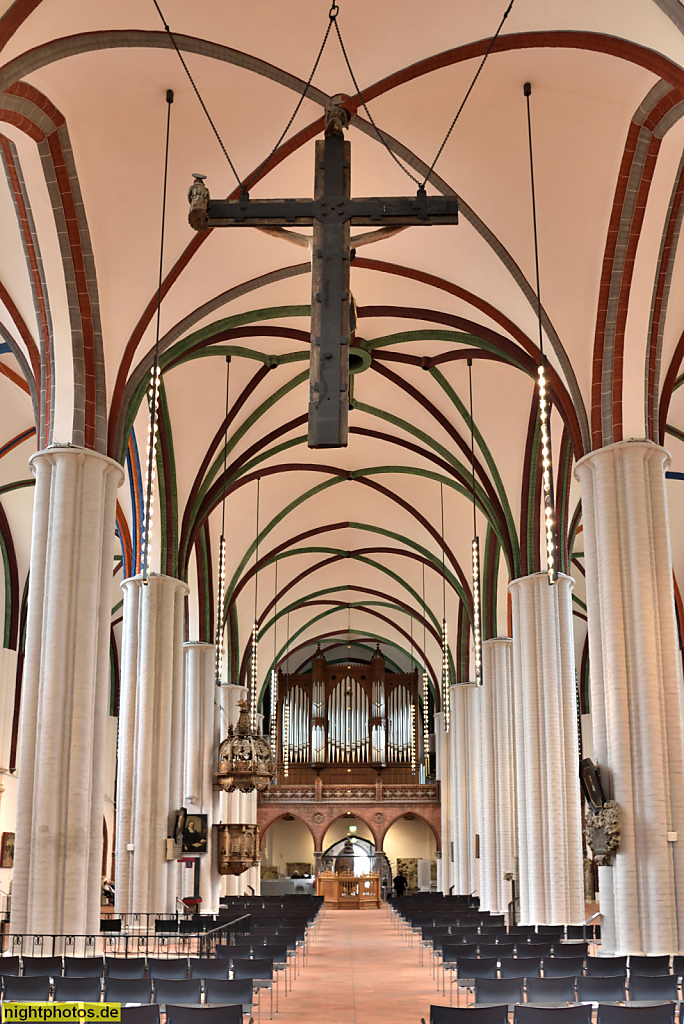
1 832 14 868
182 815 207 853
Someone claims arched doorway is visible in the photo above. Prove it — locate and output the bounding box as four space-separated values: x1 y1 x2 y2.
383 814 437 893
260 814 315 890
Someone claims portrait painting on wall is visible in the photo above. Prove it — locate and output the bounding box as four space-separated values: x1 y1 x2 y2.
182 814 208 853
1 832 14 868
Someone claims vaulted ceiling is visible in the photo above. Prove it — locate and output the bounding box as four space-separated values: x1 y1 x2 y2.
2 0 684 713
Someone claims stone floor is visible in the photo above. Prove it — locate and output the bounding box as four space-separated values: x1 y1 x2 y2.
273 905 442 1024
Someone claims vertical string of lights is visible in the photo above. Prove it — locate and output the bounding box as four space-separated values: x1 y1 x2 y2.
410 616 416 775
422 564 430 771
440 483 450 732
270 561 278 756
283 611 290 778
141 89 174 584
250 478 261 731
468 359 482 685
214 356 231 684
524 82 558 584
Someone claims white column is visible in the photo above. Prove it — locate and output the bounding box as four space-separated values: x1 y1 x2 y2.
449 683 480 897
434 711 450 894
0 648 18 770
479 638 517 915
12 447 123 937
575 440 684 954
183 642 220 914
509 572 583 926
217 684 259 897
115 573 188 916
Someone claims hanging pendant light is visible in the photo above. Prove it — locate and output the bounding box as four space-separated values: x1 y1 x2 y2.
524 81 558 584
283 611 291 778
250 478 260 731
422 564 430 771
468 358 482 685
215 356 231 684
270 561 278 757
142 89 173 584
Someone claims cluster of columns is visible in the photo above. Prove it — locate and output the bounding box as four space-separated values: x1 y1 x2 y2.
438 440 684 953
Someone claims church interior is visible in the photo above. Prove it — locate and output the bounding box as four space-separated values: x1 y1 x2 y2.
1 0 684 1020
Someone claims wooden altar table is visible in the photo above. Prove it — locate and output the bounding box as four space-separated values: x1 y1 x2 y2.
316 871 381 909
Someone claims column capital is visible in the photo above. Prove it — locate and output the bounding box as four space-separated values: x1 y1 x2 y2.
183 641 215 650
29 444 124 486
121 572 190 596
575 438 670 478
482 636 513 648
508 571 574 594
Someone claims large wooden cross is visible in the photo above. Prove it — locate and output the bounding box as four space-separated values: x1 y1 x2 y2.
188 100 459 448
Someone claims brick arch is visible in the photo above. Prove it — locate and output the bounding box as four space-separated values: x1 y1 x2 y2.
376 808 441 854
321 810 380 851
258 809 317 852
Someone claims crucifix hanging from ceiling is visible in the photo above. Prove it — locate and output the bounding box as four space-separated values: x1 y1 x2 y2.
187 96 459 449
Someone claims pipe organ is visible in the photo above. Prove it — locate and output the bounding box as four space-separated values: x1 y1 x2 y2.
277 645 419 774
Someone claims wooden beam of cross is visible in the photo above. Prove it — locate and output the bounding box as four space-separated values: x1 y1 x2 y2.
188 99 459 448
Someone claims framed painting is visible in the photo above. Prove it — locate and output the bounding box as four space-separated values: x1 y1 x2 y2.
1 832 14 868
182 814 208 853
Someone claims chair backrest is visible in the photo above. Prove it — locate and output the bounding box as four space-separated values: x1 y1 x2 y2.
3 975 52 1001
104 978 153 1004
203 978 253 1011
458 957 498 979
500 956 541 979
536 926 564 937
577 975 626 1003
147 959 189 980
475 977 524 1005
188 958 230 980
526 975 576 1003
515 1006 592 1024
232 956 273 981
479 943 515 958
22 956 62 977
585 955 627 977
517 944 552 959
152 979 202 1006
628 974 678 1001
105 958 147 979
596 1004 675 1024
628 955 671 976
430 1007 509 1024
166 1006 242 1024
53 976 103 1002
63 957 104 978
544 956 585 978
553 942 588 959
119 1007 160 1024
0 957 20 976
672 955 684 978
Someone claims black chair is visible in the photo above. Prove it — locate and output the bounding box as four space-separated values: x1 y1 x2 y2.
537 927 565 938
54 976 103 1002
628 974 678 1001
233 956 275 1017
502 957 541 979
515 1008 592 1024
628 955 671 976
577 975 626 1002
204 978 254 1014
119 1008 160 1024
474 977 524 1005
63 957 105 978
105 957 147 979
673 956 684 979
424 1006 510 1024
104 978 153 1004
526 975 576 1003
597 1005 675 1023
585 955 627 977
153 979 202 1006
553 943 588 960
147 958 189 980
22 956 62 977
460 957 499 979
0 957 20 976
545 958 585 979
188 958 230 980
166 1007 242 1024
479 943 516 958
520 945 553 960
2 975 52 1001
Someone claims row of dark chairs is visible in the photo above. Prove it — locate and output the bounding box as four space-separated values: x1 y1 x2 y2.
0 953 284 979
118 1006 244 1024
464 973 682 1005
0 973 262 1008
438 950 682 977
426 1002 678 1023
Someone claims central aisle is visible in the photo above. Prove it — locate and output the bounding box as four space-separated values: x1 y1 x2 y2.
274 906 440 1023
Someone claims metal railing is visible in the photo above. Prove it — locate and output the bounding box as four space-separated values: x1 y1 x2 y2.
1 914 251 959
